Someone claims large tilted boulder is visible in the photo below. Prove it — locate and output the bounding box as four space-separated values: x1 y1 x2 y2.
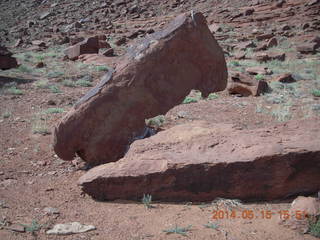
0 45 18 70
53 12 228 166
79 118 320 201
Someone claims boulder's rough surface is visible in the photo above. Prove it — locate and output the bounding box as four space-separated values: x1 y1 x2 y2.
54 12 228 166
0 45 18 70
79 119 320 201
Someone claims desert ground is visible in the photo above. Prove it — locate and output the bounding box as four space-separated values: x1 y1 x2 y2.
0 0 320 239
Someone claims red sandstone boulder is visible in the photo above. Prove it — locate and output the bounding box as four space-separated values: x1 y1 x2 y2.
64 35 109 60
255 51 285 63
79 118 320 201
227 72 269 96
53 12 228 166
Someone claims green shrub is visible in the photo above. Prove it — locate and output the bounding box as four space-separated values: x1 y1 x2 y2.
142 194 153 209
76 79 93 87
17 65 32 73
43 108 64 114
2 111 11 118
310 219 320 238
95 65 109 72
163 225 192 236
312 89 320 97
34 80 49 89
21 220 42 234
47 71 64 78
7 86 23 95
183 97 198 104
204 222 219 230
35 55 45 61
145 115 165 129
271 106 291 122
230 60 240 67
62 80 76 87
255 74 264 81
32 120 50 135
49 85 62 93
207 93 219 100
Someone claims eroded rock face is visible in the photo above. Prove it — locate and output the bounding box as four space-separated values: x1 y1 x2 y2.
79 118 320 201
53 12 228 166
0 45 18 70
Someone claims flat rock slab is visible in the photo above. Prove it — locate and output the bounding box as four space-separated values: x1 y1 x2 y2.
46 222 96 235
53 11 227 166
79 118 320 202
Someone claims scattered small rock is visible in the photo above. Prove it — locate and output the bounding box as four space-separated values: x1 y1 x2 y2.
46 222 96 235
43 207 60 215
228 71 269 96
280 196 320 234
255 51 285 62
296 42 318 54
35 62 45 68
101 48 114 57
267 37 278 48
40 11 51 20
256 33 274 41
6 224 25 233
246 66 273 75
209 23 222 33
234 51 246 60
177 111 188 118
64 36 101 60
281 24 291 31
306 0 320 6
0 45 18 70
275 0 286 7
114 36 127 46
0 200 8 208
302 23 310 30
274 73 296 83
32 40 46 47
47 100 56 106
244 8 255 16
236 41 256 50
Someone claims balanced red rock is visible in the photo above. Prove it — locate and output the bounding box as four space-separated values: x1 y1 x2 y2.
0 45 18 70
79 118 320 201
53 12 228 166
